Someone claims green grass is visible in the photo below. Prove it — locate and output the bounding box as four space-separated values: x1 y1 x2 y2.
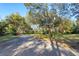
0 34 19 43
35 34 79 42
62 34 79 42
63 34 79 40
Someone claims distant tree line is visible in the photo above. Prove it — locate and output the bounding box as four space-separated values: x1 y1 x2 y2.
0 13 33 36
0 3 79 36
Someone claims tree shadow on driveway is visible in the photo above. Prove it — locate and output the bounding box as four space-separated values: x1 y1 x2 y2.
0 35 77 56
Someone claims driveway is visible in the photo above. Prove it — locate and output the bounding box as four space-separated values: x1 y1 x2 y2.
0 35 79 56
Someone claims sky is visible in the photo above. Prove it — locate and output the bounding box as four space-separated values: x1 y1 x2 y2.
0 3 76 21
0 3 27 20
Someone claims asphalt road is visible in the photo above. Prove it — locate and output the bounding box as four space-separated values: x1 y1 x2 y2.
0 35 79 56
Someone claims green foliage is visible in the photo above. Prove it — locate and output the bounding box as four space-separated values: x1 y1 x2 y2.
0 21 8 35
0 12 33 36
73 18 79 33
59 18 74 34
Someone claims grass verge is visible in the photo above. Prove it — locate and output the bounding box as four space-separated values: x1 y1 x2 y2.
0 34 19 43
